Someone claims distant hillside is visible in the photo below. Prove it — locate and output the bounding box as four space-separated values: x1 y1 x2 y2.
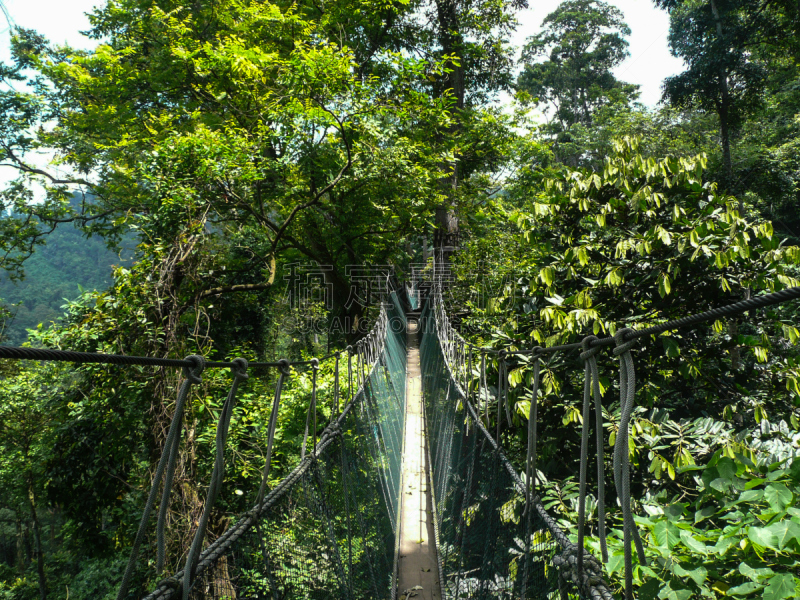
0 201 133 345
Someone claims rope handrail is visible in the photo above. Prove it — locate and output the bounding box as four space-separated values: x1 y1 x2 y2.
0 344 351 369
447 285 800 356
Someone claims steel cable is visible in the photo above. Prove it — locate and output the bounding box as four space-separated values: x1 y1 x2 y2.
116 355 205 600
182 358 249 599
581 337 608 564
613 329 647 600
255 359 291 508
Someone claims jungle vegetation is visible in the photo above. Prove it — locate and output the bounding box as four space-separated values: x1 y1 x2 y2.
1 0 799 599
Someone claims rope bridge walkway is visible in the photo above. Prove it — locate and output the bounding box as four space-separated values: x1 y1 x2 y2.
1 283 799 600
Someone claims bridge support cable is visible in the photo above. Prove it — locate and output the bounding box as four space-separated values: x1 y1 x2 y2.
425 289 615 600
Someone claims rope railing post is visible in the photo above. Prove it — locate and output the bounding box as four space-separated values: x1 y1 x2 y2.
301 358 320 460
521 346 542 599
467 348 473 411
612 328 647 600
495 351 506 445
334 353 340 417
347 345 353 402
256 359 291 508
116 355 205 600
182 357 249 600
580 336 608 564
481 351 489 426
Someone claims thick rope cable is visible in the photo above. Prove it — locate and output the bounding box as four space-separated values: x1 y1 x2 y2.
521 347 542 598
580 337 608 564
116 355 205 600
481 351 489 425
334 354 340 416
576 337 601 579
524 348 543 507
0 345 298 369
255 359 291 508
613 328 647 600
301 358 320 460
500 350 513 427
508 286 800 356
182 358 249 599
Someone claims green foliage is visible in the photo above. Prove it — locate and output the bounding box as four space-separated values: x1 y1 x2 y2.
518 0 639 164
0 196 132 345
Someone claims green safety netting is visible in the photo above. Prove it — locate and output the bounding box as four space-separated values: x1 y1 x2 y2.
419 298 611 600
143 293 408 600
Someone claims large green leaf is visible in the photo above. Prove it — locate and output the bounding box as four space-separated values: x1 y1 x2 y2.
747 521 800 552
653 519 681 549
767 520 800 550
764 483 792 512
762 574 796 600
658 580 693 600
673 563 707 587
748 525 780 551
727 582 764 596
679 530 708 555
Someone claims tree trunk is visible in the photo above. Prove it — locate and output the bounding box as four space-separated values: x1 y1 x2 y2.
433 0 464 271
709 0 735 197
15 514 26 573
27 479 47 600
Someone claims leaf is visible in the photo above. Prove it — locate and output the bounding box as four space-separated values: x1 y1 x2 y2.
694 505 716 524
653 519 680 549
762 574 796 600
679 530 708 554
638 578 660 600
662 336 680 357
748 525 779 551
658 580 692 600
767 520 800 550
674 563 707 587
739 562 775 582
727 582 764 596
658 272 672 297
764 483 792 512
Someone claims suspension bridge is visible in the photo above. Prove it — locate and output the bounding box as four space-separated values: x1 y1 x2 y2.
2 279 799 600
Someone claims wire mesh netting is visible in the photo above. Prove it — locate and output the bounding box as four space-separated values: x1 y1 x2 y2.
419 299 611 600
419 305 557 600
143 293 408 600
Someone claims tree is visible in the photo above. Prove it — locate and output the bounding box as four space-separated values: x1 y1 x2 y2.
656 1 762 190
518 0 639 165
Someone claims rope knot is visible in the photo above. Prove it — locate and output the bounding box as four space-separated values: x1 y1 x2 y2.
182 355 205 384
531 345 544 359
231 357 249 380
161 576 181 590
277 358 291 376
498 349 508 360
310 358 319 369
612 328 637 356
580 335 602 361
346 345 354 355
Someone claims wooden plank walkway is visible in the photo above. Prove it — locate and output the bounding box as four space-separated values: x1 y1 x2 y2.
396 319 441 600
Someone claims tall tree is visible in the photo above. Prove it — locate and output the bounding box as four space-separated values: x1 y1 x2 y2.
653 0 798 191
518 0 639 164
